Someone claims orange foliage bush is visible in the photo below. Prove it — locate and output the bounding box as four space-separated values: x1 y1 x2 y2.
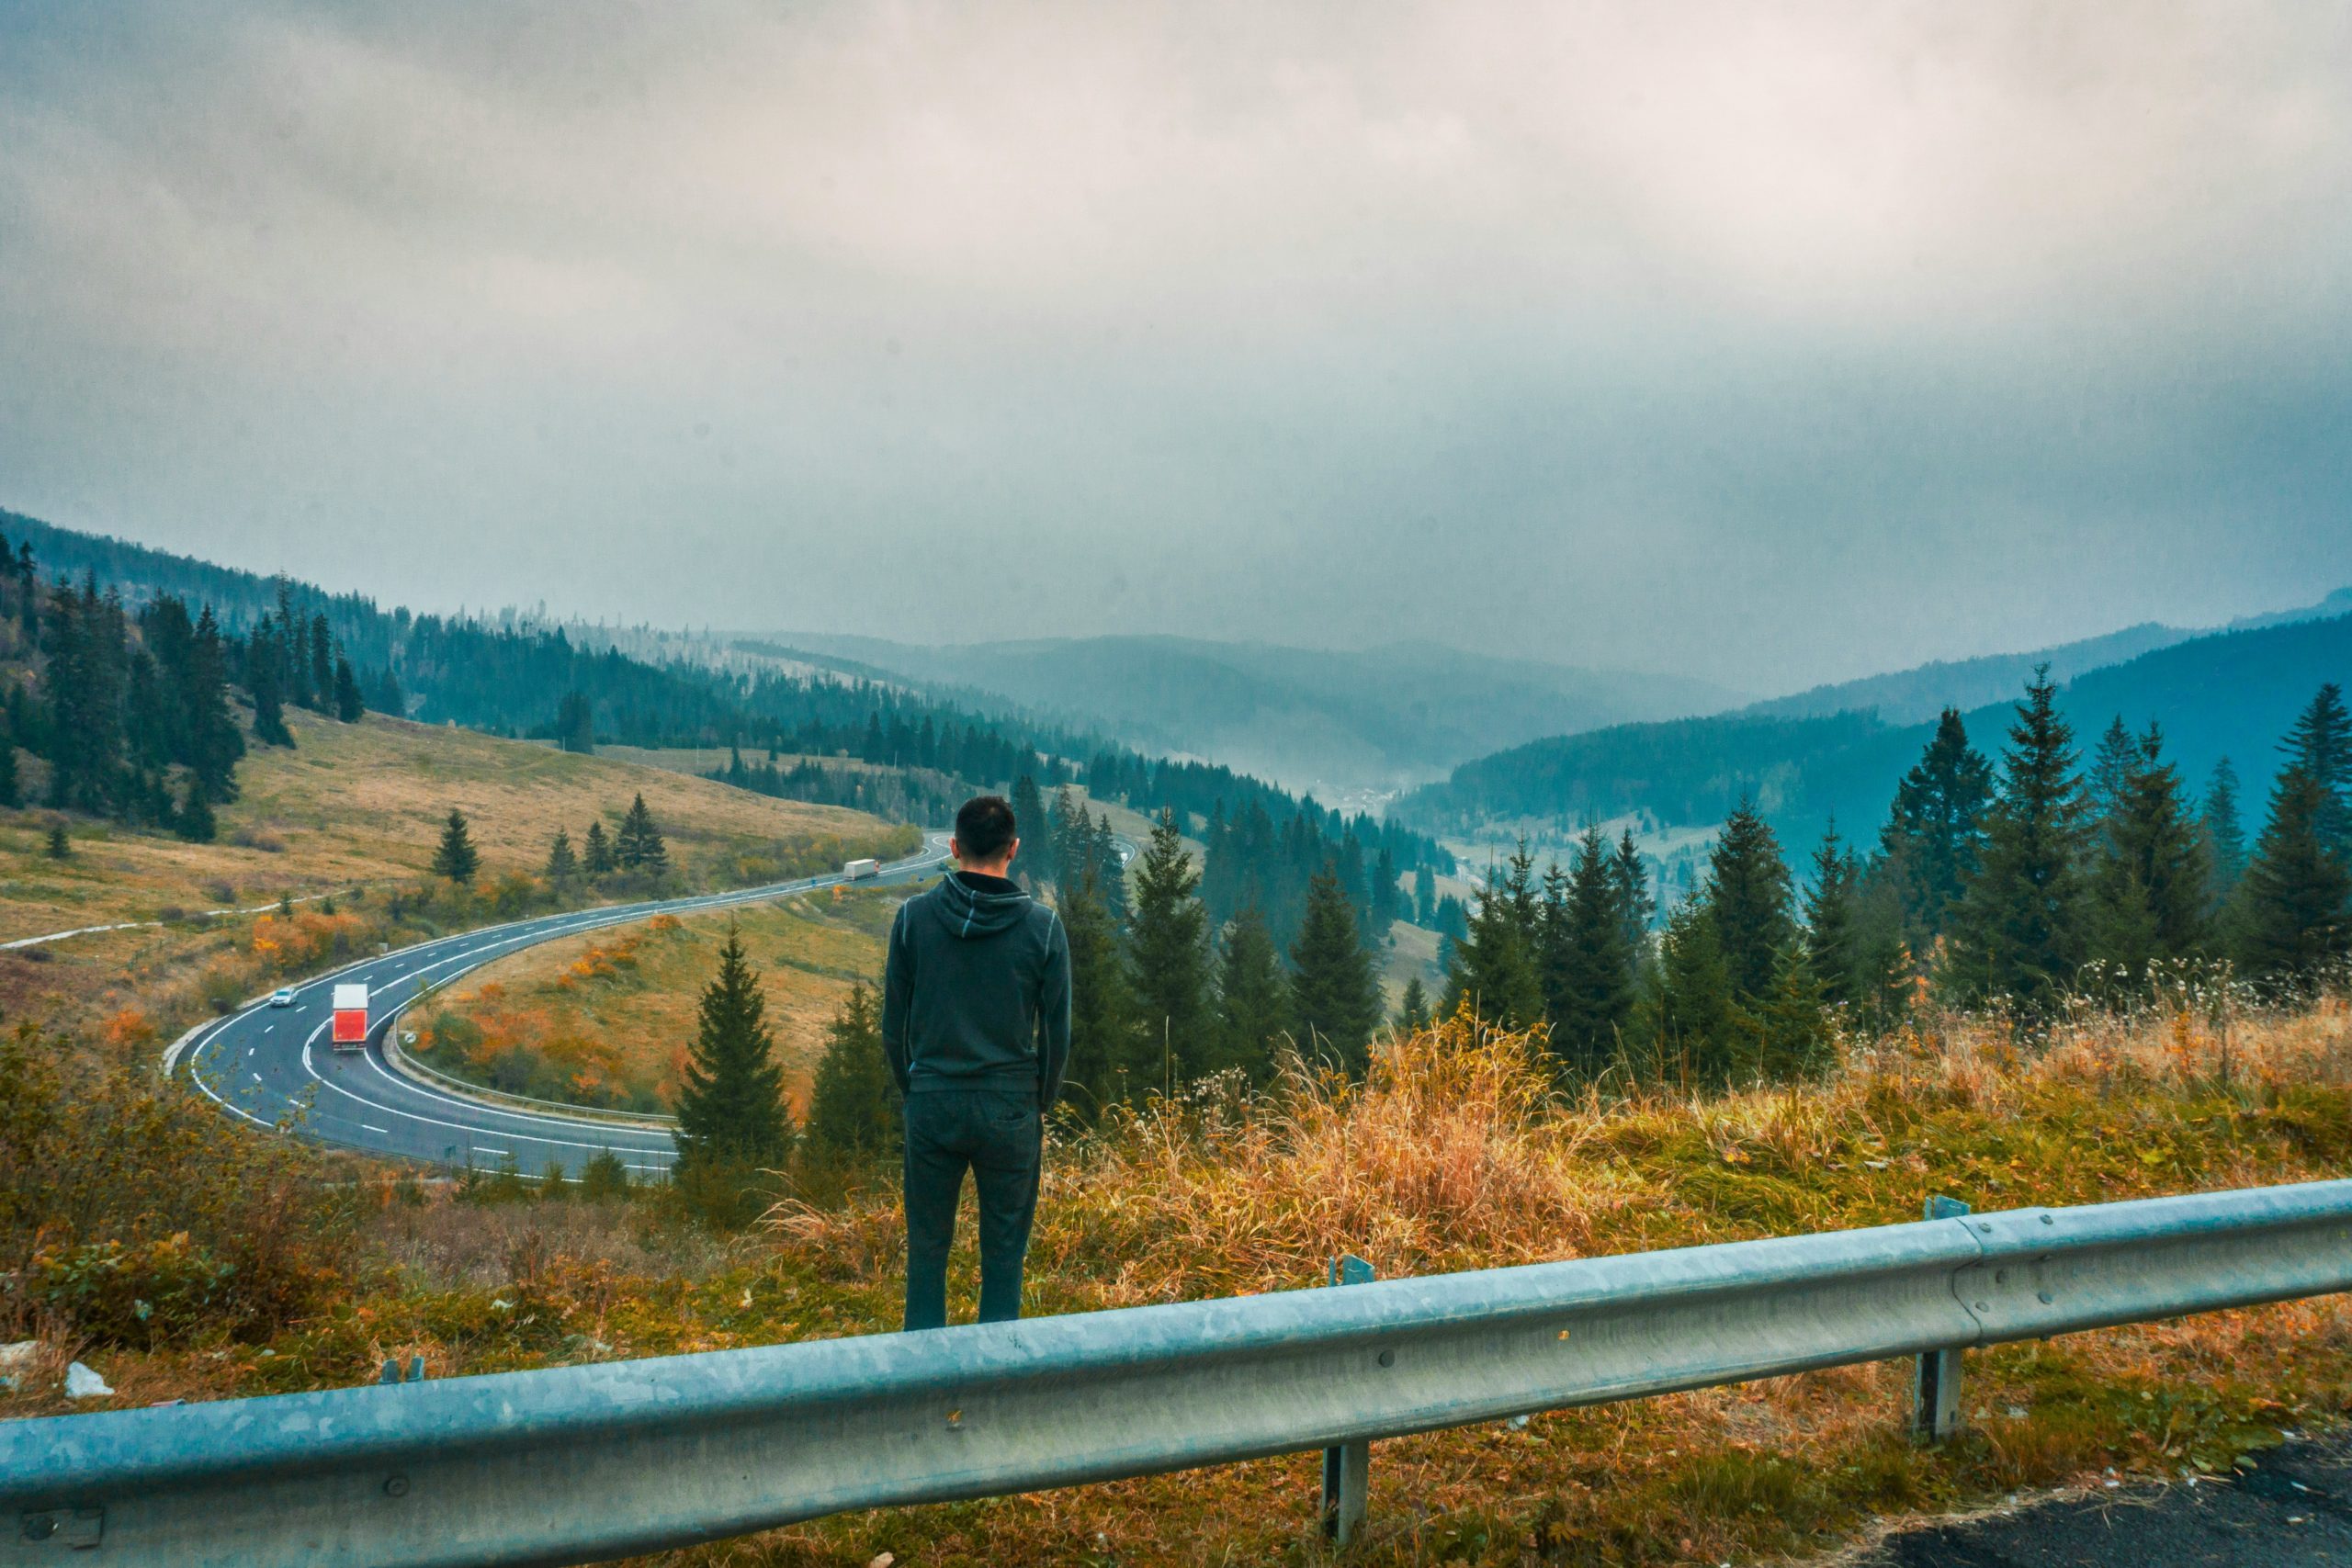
247 910 367 972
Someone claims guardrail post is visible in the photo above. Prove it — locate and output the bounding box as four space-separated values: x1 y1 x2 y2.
1321 1253 1374 1547
1913 1195 1970 1443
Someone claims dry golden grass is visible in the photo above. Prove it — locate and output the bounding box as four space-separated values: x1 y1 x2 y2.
734 998 2352 1563
0 709 895 941
415 887 914 1112
19 992 2352 1565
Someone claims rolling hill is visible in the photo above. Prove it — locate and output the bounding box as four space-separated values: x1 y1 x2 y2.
1741 588 2352 728
1396 611 2352 858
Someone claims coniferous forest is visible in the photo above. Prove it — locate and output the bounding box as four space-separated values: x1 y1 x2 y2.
1435 669 2352 1092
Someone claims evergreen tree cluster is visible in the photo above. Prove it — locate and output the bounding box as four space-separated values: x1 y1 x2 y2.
1834 673 2351 1004
537 795 668 886
1440 826 1660 1079
0 530 306 839
1434 673 2352 1089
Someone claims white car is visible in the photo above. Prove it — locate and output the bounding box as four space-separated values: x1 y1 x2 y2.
268 987 298 1008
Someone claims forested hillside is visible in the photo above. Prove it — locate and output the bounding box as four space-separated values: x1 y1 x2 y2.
1400 613 2352 855
0 509 1452 888
1743 588 2352 727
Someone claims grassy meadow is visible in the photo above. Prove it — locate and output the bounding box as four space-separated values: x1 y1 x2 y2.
11 988 2352 1566
412 886 918 1113
0 707 913 1048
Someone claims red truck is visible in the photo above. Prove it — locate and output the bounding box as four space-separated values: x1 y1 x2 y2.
332 984 369 1051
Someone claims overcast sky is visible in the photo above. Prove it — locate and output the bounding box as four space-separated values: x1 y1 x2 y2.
2 2 2347 694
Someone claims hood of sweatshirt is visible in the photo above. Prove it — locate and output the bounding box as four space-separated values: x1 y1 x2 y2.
929 870 1032 940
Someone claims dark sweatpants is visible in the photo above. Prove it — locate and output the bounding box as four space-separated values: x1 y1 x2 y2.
901 1089 1042 1331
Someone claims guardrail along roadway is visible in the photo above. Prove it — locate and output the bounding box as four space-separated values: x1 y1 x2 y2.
7 1179 2350 1566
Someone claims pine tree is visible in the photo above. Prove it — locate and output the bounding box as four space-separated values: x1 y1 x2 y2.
556 692 595 754
579 1149 631 1201
616 794 668 874
369 664 405 717
1046 784 1082 891
582 819 616 877
2087 722 2209 970
2086 716 2137 829
1752 942 1832 1084
1010 774 1050 886
1126 809 1213 1085
1638 900 1736 1086
42 577 130 811
1951 668 2088 1013
1059 860 1141 1112
2237 763 2351 984
1289 868 1381 1077
1878 708 1993 947
332 655 363 722
0 736 17 811
803 983 899 1162
307 615 334 715
1803 822 1860 1008
273 581 309 709
175 779 216 843
1442 846 1545 1029
2202 758 2247 900
431 807 481 886
1702 800 1793 1005
186 606 244 797
1210 907 1291 1083
44 822 70 859
544 827 578 884
672 926 793 1177
2280 683 2352 864
246 615 294 748
1396 976 1431 1033
1548 827 1635 1078
1090 811 1129 924
1414 863 1437 926
1612 829 1654 958
1368 845 1400 941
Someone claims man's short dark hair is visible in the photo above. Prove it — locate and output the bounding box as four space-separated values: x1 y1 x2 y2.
955 795 1018 862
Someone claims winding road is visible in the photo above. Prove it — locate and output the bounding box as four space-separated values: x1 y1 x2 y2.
170 833 953 1181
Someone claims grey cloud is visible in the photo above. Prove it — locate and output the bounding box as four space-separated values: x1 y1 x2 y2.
0 0 2347 690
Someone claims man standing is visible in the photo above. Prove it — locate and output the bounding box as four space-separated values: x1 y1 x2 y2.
883 794 1071 1330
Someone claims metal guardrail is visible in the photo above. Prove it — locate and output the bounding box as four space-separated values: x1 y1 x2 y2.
8 1179 2352 1565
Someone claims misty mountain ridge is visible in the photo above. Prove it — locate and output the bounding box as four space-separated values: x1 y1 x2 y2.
1397 607 2352 863
1744 587 2352 727
756 631 1747 795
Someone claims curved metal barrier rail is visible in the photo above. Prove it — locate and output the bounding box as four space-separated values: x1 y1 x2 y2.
7 1179 2351 1566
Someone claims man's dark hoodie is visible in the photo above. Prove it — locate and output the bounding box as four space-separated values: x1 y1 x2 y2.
882 870 1071 1104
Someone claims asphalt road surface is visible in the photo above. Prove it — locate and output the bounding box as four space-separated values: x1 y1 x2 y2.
1852 1430 2352 1567
172 832 951 1180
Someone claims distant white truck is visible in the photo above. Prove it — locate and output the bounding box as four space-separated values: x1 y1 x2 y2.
331 983 369 1051
842 857 881 881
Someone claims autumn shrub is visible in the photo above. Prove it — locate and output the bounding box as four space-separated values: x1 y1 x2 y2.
0 1024 356 1347
416 999 661 1111
773 993 2352 1314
